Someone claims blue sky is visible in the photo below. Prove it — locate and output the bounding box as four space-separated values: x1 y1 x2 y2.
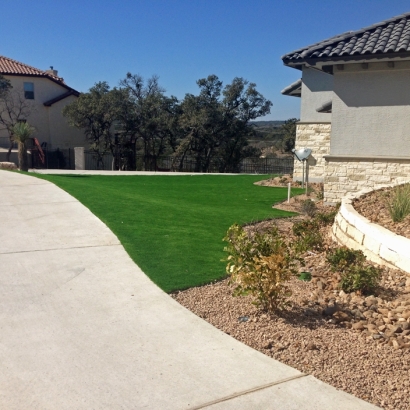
2 1 409 120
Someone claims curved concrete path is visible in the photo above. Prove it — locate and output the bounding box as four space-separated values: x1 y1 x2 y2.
0 171 379 410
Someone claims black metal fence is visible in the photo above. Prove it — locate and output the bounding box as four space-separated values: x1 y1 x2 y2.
83 151 294 174
31 147 74 170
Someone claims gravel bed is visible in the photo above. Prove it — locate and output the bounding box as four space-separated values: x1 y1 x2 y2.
171 182 410 410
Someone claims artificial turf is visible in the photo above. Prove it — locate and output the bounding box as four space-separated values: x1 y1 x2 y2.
35 174 302 292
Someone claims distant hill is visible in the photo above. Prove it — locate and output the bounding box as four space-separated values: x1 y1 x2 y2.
251 120 285 128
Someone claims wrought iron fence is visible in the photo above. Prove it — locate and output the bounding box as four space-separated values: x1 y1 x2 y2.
83 151 294 174
31 147 74 170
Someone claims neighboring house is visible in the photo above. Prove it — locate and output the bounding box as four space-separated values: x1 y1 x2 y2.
281 12 410 204
0 55 85 150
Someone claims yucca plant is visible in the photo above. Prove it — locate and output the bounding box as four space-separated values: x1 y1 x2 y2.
12 122 35 171
386 183 410 222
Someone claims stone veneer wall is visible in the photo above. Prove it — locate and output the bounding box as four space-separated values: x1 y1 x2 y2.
332 187 410 274
293 123 331 183
324 156 410 204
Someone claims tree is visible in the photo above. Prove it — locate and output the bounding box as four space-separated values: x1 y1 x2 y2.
177 75 272 172
0 74 11 98
12 122 35 171
280 118 298 153
63 82 124 169
0 86 32 162
118 73 180 170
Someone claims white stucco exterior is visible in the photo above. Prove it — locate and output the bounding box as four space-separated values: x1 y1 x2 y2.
330 61 410 157
0 75 85 149
300 67 333 122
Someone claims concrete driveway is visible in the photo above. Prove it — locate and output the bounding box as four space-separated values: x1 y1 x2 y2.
0 171 380 409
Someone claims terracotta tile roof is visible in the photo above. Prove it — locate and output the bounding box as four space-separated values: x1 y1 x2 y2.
282 12 410 66
0 55 68 86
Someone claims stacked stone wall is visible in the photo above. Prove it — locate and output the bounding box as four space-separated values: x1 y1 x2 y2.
293 123 331 182
333 188 410 274
324 158 410 204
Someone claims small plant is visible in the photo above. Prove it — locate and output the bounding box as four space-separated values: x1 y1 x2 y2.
315 183 324 200
301 199 317 217
224 224 297 312
339 264 382 294
292 219 323 253
327 247 366 272
327 247 381 294
386 183 410 222
314 209 337 226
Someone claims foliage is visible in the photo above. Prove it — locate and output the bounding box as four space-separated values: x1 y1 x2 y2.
327 247 366 272
62 82 125 168
224 224 297 311
327 246 381 294
0 74 11 98
176 75 273 173
12 122 35 171
279 118 298 153
0 86 32 161
385 183 410 222
339 264 382 294
35 174 300 292
314 208 338 226
301 199 317 217
292 219 324 253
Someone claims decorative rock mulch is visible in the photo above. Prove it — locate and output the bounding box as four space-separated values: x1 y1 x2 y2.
172 182 410 410
0 162 17 170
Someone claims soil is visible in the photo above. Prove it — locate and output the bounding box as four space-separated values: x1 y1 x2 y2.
353 186 410 240
172 176 410 410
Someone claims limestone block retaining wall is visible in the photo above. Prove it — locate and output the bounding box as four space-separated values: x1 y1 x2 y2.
293 122 331 183
332 187 410 274
324 156 410 204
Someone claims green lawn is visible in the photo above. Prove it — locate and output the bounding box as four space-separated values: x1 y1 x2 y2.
35 174 302 292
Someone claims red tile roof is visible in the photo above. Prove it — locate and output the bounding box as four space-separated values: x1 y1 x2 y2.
282 12 410 67
0 55 79 94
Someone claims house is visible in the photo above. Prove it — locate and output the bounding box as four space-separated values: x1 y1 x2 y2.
281 12 410 204
0 55 85 151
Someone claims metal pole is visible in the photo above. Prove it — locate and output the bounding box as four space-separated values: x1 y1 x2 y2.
302 160 305 189
287 182 291 203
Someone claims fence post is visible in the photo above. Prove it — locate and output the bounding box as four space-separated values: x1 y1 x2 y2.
74 147 85 170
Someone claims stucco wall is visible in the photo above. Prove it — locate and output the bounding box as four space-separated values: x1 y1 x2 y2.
331 61 410 157
293 122 331 182
0 76 84 149
300 67 333 122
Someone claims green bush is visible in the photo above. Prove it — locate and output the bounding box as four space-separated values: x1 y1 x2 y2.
339 264 382 294
386 183 410 222
326 247 366 272
223 224 297 312
301 199 317 217
327 247 381 294
292 219 324 253
314 209 338 226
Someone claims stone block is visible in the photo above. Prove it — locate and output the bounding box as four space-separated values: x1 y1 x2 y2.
363 235 381 255
379 245 400 264
346 224 364 244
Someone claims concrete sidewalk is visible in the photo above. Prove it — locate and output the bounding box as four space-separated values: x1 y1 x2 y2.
0 171 380 410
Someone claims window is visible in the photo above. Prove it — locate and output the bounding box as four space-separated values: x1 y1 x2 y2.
24 82 34 99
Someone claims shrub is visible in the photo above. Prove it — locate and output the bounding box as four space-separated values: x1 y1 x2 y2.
326 247 366 272
223 224 296 311
339 264 382 294
301 199 317 217
292 219 323 253
386 183 410 222
314 209 337 226
327 247 381 294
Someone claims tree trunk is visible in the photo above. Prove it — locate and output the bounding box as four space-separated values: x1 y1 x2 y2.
6 137 12 162
18 141 28 171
